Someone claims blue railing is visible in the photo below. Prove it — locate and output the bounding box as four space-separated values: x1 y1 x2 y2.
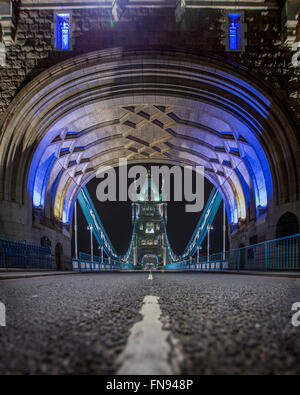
72 259 119 271
165 259 229 271
73 252 135 271
0 238 52 269
72 259 135 271
165 233 300 272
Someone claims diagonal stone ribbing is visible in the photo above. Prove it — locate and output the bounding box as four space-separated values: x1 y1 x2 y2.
0 49 297 231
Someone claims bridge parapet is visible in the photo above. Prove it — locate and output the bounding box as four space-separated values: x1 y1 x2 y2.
165 233 300 272
0 237 52 269
72 258 135 272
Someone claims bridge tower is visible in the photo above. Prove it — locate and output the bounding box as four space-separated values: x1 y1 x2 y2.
132 173 167 269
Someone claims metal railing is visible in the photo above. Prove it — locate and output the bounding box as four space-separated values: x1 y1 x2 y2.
165 233 300 272
0 238 52 269
72 259 119 272
73 252 135 271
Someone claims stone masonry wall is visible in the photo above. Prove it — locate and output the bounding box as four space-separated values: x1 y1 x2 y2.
0 7 299 129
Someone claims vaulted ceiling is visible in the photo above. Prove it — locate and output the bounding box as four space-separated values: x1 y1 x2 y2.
0 49 298 234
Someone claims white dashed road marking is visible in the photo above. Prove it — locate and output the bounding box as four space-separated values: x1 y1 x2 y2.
116 295 172 375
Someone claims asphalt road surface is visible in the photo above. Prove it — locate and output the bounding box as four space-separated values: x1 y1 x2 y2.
0 272 300 375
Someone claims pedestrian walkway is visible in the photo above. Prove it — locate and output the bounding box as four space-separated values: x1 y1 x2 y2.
190 269 300 279
0 270 77 280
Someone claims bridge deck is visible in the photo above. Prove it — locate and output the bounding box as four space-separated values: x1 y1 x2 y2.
0 272 300 374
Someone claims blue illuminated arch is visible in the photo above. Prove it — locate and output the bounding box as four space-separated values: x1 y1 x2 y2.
7 49 294 237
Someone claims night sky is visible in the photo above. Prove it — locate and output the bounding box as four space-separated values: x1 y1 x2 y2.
71 164 229 258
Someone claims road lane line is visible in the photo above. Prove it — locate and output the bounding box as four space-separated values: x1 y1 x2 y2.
148 273 153 280
116 295 172 375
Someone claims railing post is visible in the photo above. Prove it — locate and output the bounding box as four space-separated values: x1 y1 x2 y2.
264 242 268 272
297 236 299 269
24 240 27 269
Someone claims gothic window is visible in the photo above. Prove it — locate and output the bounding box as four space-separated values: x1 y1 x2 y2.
55 12 71 50
145 223 154 234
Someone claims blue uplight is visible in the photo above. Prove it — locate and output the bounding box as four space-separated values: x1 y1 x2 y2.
56 13 70 50
33 153 56 208
228 13 242 51
243 153 271 214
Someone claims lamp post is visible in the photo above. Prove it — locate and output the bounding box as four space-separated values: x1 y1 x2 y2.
133 235 137 267
207 224 214 263
74 201 78 260
162 233 167 267
223 202 226 261
197 245 202 263
97 245 104 264
87 224 93 263
100 231 104 264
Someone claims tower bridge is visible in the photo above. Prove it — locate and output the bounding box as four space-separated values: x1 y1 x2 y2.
0 44 299 269
74 172 223 270
0 0 300 376
0 1 298 269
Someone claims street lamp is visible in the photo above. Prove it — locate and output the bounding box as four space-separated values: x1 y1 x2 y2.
223 202 226 261
74 201 78 260
87 224 93 263
207 224 214 263
197 245 202 263
97 245 104 264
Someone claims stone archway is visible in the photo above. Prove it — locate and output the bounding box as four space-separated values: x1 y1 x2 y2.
0 48 298 259
276 212 299 238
